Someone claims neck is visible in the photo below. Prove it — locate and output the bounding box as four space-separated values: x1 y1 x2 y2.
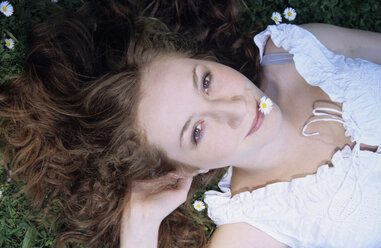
231 121 316 195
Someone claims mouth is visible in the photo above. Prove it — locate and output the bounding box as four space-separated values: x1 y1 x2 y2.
246 101 265 137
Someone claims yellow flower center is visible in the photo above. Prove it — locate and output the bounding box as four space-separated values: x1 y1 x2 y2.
6 41 10 46
2 6 7 11
262 103 267 108
274 17 278 21
197 204 201 208
288 12 292 16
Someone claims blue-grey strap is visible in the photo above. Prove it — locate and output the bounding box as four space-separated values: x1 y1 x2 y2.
261 53 294 66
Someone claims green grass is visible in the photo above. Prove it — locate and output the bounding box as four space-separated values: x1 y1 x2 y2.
0 154 56 247
1 0 380 247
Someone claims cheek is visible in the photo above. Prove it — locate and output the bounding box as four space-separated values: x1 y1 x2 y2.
217 75 247 96
200 129 239 166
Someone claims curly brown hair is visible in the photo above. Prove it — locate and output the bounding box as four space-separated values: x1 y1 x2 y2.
0 0 261 247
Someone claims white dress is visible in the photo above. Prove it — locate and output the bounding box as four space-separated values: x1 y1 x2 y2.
204 24 381 248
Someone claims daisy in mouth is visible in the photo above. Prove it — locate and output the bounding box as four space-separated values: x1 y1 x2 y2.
259 96 273 115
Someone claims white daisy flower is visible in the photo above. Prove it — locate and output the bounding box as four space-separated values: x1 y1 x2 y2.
283 7 297 21
0 1 13 17
193 200 206 211
5 38 14 49
259 96 273 115
271 12 282 24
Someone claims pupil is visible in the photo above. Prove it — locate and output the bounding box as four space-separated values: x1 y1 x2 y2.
195 129 200 136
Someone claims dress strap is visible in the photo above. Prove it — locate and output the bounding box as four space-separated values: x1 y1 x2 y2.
261 53 294 66
302 107 345 137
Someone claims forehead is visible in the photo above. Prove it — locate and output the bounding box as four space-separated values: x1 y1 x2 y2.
141 56 195 91
137 56 196 150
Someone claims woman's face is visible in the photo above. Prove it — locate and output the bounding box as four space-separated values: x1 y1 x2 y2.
137 55 283 171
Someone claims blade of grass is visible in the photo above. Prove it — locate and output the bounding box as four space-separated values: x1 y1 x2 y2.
22 225 37 248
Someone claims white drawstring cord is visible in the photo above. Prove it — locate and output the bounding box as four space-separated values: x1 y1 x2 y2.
302 107 345 137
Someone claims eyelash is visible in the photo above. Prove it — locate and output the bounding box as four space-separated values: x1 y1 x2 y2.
191 71 212 146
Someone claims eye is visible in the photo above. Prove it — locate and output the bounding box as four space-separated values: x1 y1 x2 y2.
192 121 204 145
202 72 211 95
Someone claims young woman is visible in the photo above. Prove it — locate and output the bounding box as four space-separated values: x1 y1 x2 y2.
126 22 381 248
1 0 380 247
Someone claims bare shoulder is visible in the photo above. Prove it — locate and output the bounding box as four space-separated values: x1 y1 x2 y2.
208 222 288 248
299 23 353 55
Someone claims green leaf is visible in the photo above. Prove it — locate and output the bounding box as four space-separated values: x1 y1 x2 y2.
22 225 37 248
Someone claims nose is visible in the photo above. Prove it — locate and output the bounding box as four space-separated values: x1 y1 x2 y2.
205 95 247 128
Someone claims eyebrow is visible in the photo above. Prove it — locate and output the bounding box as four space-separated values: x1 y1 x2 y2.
179 65 199 147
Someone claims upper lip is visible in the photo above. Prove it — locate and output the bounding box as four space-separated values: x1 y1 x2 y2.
246 100 259 137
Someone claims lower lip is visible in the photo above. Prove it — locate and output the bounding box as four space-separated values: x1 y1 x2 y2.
246 106 265 137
